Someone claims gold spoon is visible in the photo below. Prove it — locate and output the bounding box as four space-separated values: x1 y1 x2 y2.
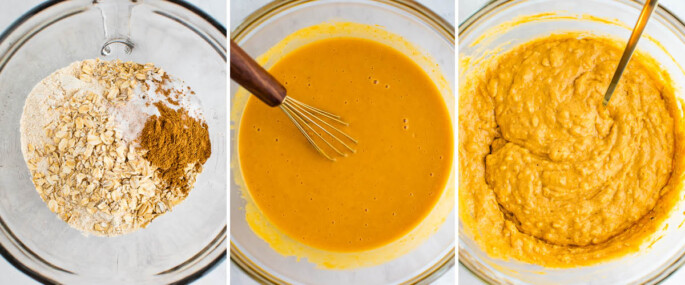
603 0 659 106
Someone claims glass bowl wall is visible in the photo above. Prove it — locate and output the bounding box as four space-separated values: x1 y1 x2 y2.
459 0 685 284
0 0 227 283
230 0 455 284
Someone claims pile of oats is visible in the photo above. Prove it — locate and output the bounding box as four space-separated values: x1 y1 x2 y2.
20 59 204 236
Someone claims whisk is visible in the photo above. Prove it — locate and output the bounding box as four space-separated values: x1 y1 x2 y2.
230 40 357 160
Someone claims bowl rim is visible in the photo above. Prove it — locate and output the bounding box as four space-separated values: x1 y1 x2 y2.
458 0 685 284
0 0 227 283
229 0 455 284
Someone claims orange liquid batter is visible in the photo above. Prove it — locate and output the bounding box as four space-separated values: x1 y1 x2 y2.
238 37 452 252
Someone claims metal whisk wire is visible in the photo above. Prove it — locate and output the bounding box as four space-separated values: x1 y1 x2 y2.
230 40 357 160
280 97 357 161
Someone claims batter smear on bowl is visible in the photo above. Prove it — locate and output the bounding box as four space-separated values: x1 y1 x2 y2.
459 34 685 267
238 36 453 255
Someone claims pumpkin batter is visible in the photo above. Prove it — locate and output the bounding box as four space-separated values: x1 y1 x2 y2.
460 34 685 267
239 38 453 252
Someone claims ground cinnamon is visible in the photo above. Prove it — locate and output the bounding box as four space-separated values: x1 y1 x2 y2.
139 102 211 193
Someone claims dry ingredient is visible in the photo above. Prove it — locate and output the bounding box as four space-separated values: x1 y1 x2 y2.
20 59 210 236
139 102 211 194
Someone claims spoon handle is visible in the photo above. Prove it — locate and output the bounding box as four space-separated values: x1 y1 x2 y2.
230 40 287 107
603 0 659 106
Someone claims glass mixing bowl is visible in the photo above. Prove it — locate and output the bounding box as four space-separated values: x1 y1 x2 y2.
459 0 685 284
230 0 454 284
0 0 226 283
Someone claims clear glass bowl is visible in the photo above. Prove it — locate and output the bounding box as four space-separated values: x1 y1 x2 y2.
459 0 685 284
0 0 226 283
230 0 454 284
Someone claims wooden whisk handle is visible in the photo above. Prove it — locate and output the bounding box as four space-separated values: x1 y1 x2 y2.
230 40 286 107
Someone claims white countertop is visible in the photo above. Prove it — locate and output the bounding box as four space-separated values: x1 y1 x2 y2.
229 0 455 284
0 0 226 284
458 0 685 284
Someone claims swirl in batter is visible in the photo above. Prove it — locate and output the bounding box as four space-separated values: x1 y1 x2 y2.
460 34 685 266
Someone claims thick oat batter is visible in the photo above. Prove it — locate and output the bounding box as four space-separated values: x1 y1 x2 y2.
460 34 684 266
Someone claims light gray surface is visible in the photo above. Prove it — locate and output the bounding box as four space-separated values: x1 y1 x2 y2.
0 1 226 284
458 0 685 284
229 0 455 284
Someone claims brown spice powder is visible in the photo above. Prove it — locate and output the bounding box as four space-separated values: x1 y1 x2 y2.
139 102 211 193
155 74 180 106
